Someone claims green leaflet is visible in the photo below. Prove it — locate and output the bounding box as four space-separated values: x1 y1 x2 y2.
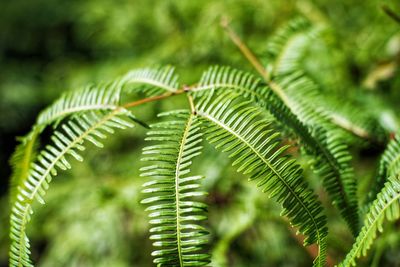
194 91 328 267
339 176 400 266
9 110 135 267
140 110 210 267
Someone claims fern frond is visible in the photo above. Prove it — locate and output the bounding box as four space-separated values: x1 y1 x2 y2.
366 134 400 206
140 110 210 266
9 109 135 267
194 91 328 267
37 80 123 126
265 17 319 76
267 18 377 143
9 127 41 204
339 176 400 266
124 66 179 96
274 72 359 234
194 66 359 235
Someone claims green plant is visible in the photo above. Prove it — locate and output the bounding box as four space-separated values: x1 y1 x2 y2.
6 16 400 267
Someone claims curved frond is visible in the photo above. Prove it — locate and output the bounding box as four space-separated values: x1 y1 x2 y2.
9 109 135 267
140 111 210 266
194 66 359 235
37 80 123 126
194 91 328 267
9 127 41 204
366 134 400 205
124 65 180 96
274 72 359 234
340 176 400 266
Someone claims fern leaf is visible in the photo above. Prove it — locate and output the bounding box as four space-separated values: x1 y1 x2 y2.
366 134 400 206
9 127 41 204
265 17 318 76
274 72 359 235
194 91 328 267
194 66 359 235
9 109 135 267
339 176 400 266
37 80 123 126
140 110 210 266
124 66 179 96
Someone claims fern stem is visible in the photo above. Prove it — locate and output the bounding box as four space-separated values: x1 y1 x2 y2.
221 17 271 82
175 113 194 266
123 89 185 109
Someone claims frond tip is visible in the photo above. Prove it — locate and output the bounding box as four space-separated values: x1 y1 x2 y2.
340 176 400 266
141 110 210 267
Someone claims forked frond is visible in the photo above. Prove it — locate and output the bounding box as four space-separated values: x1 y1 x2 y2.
140 110 210 266
194 91 328 267
339 176 400 266
124 65 180 96
9 109 135 267
194 66 359 235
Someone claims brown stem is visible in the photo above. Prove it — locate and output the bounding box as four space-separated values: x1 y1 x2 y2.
122 89 185 109
221 17 270 82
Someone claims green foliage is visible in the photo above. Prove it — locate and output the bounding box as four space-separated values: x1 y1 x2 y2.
141 111 210 266
4 1 400 267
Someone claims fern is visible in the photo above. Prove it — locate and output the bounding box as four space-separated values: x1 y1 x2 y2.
194 66 359 235
9 110 135 267
140 111 210 266
273 72 359 234
37 80 123 126
339 176 400 266
194 91 328 266
265 17 321 76
9 127 41 204
124 66 180 96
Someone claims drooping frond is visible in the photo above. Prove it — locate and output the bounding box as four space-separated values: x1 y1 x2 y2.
123 66 180 96
194 91 328 267
8 127 41 204
339 176 400 266
37 80 123 127
9 109 135 267
274 72 359 235
140 110 210 266
194 66 359 235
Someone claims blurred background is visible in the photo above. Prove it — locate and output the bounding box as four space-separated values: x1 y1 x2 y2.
1 0 400 266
